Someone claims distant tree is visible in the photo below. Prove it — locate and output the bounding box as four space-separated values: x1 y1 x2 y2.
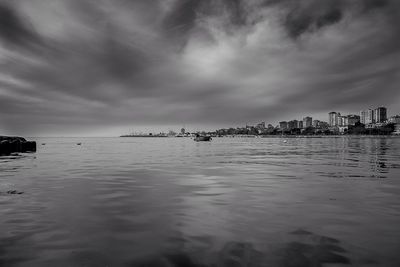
348 122 366 135
302 126 315 135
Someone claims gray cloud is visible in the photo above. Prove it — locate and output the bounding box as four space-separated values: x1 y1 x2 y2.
0 1 44 52
0 0 399 136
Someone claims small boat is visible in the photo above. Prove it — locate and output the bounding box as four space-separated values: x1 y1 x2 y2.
194 136 212 142
77 143 82 145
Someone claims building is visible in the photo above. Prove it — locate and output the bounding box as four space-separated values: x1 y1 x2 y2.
360 110 367 124
347 115 360 126
256 122 266 130
374 107 387 123
360 109 375 124
338 115 348 127
329 112 339 127
367 109 375 124
288 120 298 130
394 124 400 135
279 121 288 130
389 115 400 124
303 117 313 128
312 120 320 128
297 120 303 129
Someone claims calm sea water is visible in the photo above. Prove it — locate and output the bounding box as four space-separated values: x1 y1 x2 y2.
1 137 400 267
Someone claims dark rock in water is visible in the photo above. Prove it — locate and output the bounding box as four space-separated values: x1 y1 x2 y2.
6 190 24 195
0 140 12 155
0 136 36 155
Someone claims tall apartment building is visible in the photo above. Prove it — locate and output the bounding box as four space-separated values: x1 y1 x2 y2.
360 109 375 124
303 117 313 128
374 107 387 123
338 115 348 127
360 110 367 124
297 120 303 129
328 112 339 126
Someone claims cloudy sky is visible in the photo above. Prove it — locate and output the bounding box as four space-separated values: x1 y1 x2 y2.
0 0 399 136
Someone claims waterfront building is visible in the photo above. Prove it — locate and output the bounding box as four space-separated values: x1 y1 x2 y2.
338 115 348 127
256 122 266 130
297 120 303 129
347 115 360 126
312 120 329 129
367 109 375 124
394 124 400 135
279 121 288 130
374 107 387 123
360 110 367 124
329 112 339 127
288 120 298 130
389 115 400 124
361 109 375 124
303 117 313 128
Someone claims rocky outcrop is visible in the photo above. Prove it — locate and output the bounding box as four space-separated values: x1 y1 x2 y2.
0 136 36 155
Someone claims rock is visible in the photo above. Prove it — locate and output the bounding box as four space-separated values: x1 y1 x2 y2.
6 190 24 195
21 141 36 152
0 140 12 155
0 136 36 155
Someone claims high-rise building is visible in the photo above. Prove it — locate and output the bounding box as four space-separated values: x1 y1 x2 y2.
303 117 313 128
367 109 375 124
328 112 340 126
297 121 303 129
361 109 375 124
360 110 367 124
374 107 387 123
337 115 348 127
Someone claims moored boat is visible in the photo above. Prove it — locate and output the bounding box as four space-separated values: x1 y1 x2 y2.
194 136 212 142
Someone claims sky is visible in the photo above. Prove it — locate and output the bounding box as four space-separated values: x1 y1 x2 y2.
0 0 399 136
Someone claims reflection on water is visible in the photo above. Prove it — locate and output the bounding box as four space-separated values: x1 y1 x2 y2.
1 137 400 266
129 229 354 267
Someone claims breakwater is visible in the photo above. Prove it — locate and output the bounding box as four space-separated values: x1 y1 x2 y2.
0 136 36 155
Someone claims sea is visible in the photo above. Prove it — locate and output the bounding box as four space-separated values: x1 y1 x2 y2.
0 136 400 267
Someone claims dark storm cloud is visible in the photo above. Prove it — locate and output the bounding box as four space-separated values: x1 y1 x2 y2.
0 2 43 51
0 0 399 135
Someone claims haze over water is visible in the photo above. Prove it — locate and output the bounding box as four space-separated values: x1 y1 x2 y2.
1 137 400 267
